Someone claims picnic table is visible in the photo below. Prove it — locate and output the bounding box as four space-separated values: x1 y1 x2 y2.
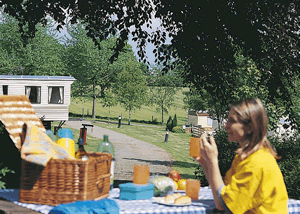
1 187 300 214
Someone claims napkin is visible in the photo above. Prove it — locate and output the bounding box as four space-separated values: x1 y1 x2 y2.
49 198 119 214
20 123 75 166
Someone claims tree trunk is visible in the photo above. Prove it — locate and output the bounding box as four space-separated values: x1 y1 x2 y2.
108 106 111 124
161 102 164 126
128 110 131 125
92 95 96 118
92 82 96 118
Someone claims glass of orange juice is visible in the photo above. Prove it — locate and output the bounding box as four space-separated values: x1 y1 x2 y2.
133 164 150 185
189 137 201 159
185 179 201 200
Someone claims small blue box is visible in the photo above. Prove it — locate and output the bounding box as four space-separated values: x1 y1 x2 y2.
119 183 154 200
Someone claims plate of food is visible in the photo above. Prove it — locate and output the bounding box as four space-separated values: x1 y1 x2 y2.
153 193 192 206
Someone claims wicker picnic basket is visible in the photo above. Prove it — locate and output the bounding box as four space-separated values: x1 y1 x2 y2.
19 152 112 206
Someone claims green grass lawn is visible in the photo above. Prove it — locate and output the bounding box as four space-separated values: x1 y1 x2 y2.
70 87 189 125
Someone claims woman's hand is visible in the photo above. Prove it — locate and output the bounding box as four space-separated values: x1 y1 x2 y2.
199 133 219 165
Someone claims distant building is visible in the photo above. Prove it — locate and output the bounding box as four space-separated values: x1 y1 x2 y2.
188 110 218 133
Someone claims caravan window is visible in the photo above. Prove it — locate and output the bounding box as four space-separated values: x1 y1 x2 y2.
25 86 41 104
207 117 213 126
3 85 8 95
48 86 64 104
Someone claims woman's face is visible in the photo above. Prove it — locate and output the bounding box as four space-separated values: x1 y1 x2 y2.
224 108 249 145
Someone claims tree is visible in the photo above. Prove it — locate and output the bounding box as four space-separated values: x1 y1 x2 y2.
21 23 67 76
148 66 179 126
183 51 285 130
0 13 66 76
64 22 136 118
1 1 300 128
113 59 148 125
101 89 117 124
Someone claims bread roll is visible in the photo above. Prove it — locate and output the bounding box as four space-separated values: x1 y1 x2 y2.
173 193 182 200
164 193 182 203
174 196 192 205
164 195 175 203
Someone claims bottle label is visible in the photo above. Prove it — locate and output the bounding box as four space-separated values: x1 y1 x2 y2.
110 160 115 189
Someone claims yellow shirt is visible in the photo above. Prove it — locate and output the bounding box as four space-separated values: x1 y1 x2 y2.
221 148 288 214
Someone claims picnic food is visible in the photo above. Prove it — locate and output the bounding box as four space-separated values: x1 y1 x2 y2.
174 196 192 205
174 181 178 190
177 179 187 190
168 170 181 182
150 176 176 196
164 193 182 203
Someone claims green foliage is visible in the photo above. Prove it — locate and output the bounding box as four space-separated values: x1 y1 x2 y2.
172 114 177 128
0 163 14 189
270 135 300 199
148 65 180 125
2 1 300 131
0 14 67 76
165 114 179 132
195 128 300 199
172 126 185 133
183 52 289 131
64 22 139 118
113 59 148 125
166 116 173 131
0 122 19 189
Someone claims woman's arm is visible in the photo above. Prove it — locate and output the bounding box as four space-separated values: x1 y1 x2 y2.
198 133 225 210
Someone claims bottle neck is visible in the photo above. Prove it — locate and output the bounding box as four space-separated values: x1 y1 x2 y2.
104 135 109 142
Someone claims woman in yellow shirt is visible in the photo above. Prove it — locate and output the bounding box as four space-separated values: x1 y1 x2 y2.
196 98 288 213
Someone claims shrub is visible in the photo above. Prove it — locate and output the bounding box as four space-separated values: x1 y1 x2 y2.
270 135 300 199
166 116 173 131
0 163 14 189
172 126 185 133
172 114 178 128
166 114 178 132
0 122 19 189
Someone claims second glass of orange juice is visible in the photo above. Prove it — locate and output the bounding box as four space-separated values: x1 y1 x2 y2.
186 179 201 200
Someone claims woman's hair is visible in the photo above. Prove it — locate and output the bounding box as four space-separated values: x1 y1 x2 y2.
230 98 278 160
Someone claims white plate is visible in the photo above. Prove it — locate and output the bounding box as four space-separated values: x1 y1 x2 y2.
153 197 191 207
174 190 185 193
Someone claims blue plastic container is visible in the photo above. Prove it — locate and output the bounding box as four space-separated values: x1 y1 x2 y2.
57 128 73 140
56 128 75 157
119 183 154 200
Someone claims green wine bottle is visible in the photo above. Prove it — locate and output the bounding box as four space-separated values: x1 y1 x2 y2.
97 135 115 190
